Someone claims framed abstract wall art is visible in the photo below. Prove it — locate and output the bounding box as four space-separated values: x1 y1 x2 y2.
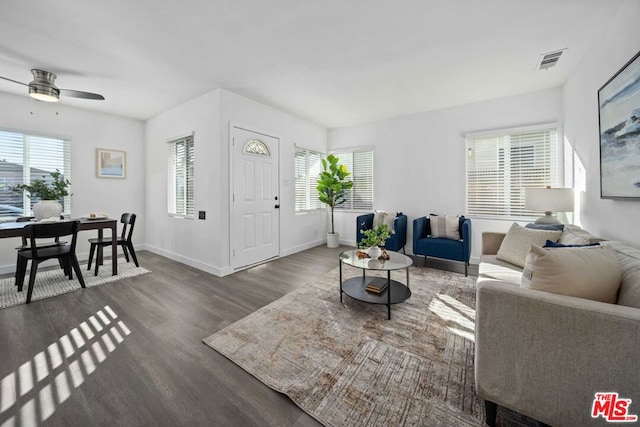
598 49 640 199
96 148 126 178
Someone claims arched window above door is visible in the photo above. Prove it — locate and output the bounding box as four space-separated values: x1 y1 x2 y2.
243 139 270 156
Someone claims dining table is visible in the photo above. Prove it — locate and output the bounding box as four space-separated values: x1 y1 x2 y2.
0 217 119 275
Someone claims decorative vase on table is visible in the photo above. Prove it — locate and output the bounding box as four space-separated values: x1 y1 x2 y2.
33 200 62 221
367 246 382 259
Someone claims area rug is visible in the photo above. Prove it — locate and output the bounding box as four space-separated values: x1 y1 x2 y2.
0 259 150 309
204 266 537 426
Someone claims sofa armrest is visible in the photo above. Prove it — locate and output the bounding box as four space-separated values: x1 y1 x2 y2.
461 218 472 262
475 281 640 426
412 216 428 250
356 213 374 246
390 214 407 248
482 232 505 255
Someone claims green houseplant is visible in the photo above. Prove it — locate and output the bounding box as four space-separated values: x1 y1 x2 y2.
12 170 71 220
359 223 395 259
317 154 353 248
358 223 395 248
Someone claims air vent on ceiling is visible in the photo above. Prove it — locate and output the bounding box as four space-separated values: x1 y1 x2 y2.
537 49 567 70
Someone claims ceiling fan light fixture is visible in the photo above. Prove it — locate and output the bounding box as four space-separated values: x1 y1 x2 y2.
29 85 60 102
28 69 60 102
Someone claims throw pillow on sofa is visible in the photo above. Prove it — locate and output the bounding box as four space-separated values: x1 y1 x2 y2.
373 210 396 230
496 223 562 268
558 224 604 246
428 214 460 240
521 244 621 303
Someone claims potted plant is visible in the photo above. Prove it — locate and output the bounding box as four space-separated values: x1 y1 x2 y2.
358 223 395 259
317 154 354 248
12 169 71 220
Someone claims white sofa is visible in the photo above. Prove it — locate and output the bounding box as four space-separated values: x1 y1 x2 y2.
474 225 640 426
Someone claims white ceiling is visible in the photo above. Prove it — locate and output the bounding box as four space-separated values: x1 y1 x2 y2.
0 0 623 129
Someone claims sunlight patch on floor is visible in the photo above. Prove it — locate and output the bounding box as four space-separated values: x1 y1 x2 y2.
0 305 131 425
428 293 476 342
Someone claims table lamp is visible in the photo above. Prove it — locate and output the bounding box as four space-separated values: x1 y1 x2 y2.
525 187 574 225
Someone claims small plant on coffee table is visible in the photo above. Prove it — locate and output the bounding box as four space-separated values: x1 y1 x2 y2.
359 223 395 249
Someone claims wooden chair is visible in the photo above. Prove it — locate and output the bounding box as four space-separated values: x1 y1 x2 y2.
14 216 68 284
16 220 85 304
87 213 139 276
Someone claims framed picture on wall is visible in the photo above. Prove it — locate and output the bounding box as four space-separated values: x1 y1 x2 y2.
598 49 640 199
96 148 126 178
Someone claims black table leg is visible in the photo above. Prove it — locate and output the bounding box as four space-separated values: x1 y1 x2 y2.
339 260 343 302
387 270 391 320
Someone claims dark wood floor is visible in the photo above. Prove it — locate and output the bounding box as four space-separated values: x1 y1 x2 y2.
0 246 476 426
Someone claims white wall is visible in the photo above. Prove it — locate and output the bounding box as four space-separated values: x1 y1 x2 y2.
328 88 563 263
144 90 224 274
0 92 145 274
144 89 327 276
563 0 640 245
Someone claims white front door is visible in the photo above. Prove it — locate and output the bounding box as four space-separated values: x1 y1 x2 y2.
231 126 280 269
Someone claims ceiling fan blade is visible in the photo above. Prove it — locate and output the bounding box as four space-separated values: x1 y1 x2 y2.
60 88 105 100
0 75 28 86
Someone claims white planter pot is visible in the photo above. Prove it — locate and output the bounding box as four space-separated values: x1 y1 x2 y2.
327 233 340 248
33 200 62 221
367 246 382 259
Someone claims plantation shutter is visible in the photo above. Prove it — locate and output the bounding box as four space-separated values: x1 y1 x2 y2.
466 125 558 218
168 134 195 217
294 147 323 211
0 130 70 218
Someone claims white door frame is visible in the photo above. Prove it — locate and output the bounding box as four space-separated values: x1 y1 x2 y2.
229 122 281 271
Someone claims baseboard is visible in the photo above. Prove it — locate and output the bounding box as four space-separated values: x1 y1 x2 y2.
280 239 326 257
144 244 229 277
340 239 357 247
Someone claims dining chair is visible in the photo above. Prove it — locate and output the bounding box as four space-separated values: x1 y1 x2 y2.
14 216 68 283
87 213 139 276
16 220 85 304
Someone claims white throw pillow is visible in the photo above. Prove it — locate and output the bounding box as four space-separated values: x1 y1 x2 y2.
429 214 460 240
372 210 396 231
521 245 621 304
559 224 604 246
382 213 395 231
373 210 387 228
496 223 562 268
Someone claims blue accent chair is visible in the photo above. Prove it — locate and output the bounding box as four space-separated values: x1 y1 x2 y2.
356 213 407 253
412 216 472 276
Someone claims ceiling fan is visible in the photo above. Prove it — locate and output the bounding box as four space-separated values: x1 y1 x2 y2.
0 69 105 102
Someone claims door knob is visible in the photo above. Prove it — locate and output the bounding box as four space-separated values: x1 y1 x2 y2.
274 204 280 209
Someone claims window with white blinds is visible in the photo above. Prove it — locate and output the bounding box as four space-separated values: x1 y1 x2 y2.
466 125 559 219
0 130 71 219
334 149 374 211
294 147 323 212
168 135 194 218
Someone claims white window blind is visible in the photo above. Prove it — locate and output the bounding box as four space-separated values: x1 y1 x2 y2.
466 126 558 218
0 130 71 219
294 147 323 212
334 149 374 211
168 135 195 217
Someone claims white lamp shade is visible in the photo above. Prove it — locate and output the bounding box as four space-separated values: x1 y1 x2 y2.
525 188 574 212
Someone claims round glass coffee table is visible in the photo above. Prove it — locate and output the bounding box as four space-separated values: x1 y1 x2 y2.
339 249 413 320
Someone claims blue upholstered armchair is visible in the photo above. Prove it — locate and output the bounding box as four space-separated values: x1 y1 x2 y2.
412 216 472 276
356 213 407 253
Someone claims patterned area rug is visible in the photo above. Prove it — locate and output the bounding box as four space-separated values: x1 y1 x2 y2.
204 266 537 426
0 259 150 309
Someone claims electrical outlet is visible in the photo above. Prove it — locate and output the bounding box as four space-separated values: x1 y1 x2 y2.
198 211 206 220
